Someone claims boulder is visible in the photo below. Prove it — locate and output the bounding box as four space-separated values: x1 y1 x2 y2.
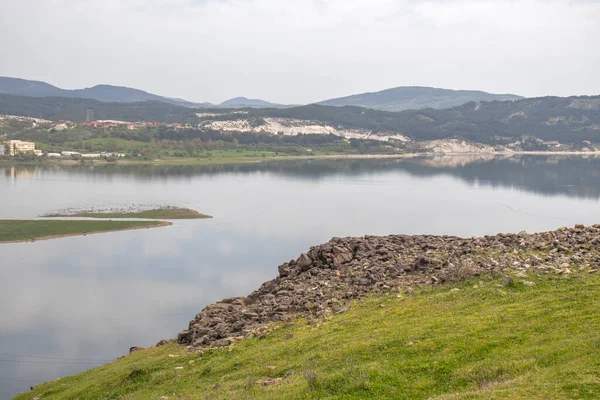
129 346 144 354
297 253 313 270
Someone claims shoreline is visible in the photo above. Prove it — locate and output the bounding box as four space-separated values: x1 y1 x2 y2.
43 207 212 220
0 220 172 244
3 150 600 167
176 223 598 350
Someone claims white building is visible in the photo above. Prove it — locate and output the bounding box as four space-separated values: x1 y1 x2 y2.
4 140 36 156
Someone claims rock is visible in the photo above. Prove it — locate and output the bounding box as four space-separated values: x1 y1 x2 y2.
177 330 190 344
501 276 514 286
522 281 536 287
129 346 144 354
333 252 354 266
256 377 283 386
297 253 313 270
354 278 371 286
332 245 350 255
414 256 435 270
211 338 233 348
156 339 172 347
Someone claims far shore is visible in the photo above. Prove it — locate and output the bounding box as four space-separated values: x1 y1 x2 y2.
3 150 600 167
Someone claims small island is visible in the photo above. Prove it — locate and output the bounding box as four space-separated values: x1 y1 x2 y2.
43 207 212 220
1 208 211 244
0 219 171 244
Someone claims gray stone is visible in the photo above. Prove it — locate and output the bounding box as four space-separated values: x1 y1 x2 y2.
297 253 312 270
501 276 514 285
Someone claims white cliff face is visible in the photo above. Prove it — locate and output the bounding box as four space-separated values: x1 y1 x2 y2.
423 139 500 154
199 118 410 143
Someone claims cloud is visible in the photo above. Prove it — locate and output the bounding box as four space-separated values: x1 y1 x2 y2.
0 0 598 103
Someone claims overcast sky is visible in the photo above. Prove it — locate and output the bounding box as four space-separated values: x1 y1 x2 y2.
1 0 599 104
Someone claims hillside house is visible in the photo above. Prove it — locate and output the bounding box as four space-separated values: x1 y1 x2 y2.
4 140 36 156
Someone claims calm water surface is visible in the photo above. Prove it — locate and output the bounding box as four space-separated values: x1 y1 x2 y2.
2 155 600 398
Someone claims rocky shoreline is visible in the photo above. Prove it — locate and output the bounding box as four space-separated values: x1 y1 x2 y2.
173 224 600 350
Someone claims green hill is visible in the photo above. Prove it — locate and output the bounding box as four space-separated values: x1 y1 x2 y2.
0 93 199 123
16 271 600 399
219 97 287 108
0 77 201 107
317 86 523 111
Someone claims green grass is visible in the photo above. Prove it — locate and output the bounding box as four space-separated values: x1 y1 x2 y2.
2 150 409 167
145 152 406 166
16 272 600 399
44 208 211 220
0 220 169 243
148 150 301 165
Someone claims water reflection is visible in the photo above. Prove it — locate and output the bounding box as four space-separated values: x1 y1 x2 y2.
4 154 600 199
1 155 600 399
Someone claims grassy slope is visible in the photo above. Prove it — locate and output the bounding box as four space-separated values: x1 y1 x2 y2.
45 208 211 220
0 220 168 243
17 272 600 399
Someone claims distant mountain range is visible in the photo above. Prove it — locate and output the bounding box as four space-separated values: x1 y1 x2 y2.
0 77 288 109
0 77 202 107
316 86 524 111
0 77 523 111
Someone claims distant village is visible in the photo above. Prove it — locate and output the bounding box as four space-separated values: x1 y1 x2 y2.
0 139 127 159
0 113 192 159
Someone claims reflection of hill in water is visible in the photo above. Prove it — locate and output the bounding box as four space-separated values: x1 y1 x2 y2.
3 155 600 200
406 155 600 200
416 154 509 168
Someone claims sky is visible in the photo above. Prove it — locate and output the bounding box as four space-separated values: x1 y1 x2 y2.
0 0 599 104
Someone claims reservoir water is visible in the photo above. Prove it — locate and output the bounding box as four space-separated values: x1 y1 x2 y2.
2 155 600 398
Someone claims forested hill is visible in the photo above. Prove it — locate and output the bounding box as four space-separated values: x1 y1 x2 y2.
0 94 199 123
219 97 286 108
0 77 200 107
1 92 600 143
317 86 523 111
250 96 600 143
